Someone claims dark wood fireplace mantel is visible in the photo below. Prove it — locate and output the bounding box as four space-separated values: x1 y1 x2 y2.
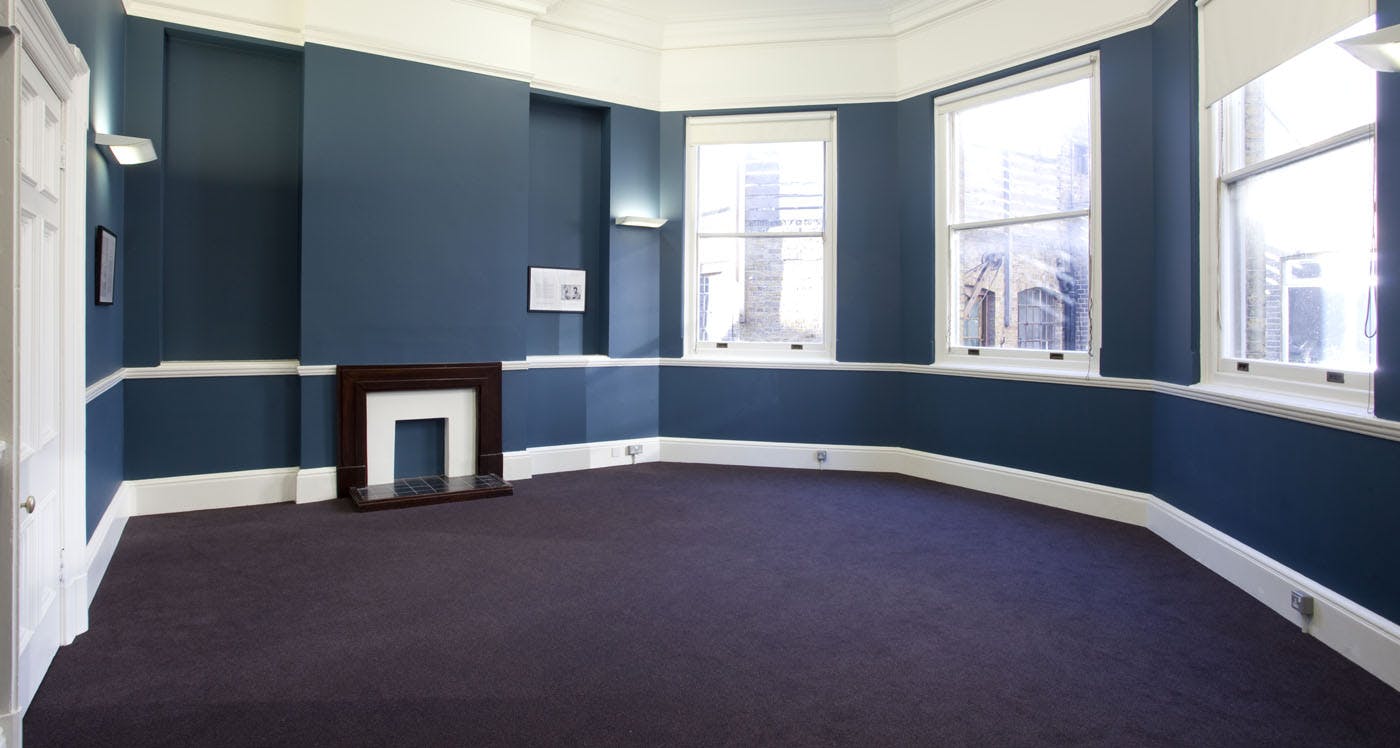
337 362 512 510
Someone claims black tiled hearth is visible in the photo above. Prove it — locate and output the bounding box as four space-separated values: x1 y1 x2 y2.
348 473 512 510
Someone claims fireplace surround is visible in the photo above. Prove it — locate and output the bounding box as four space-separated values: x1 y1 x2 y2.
337 363 513 510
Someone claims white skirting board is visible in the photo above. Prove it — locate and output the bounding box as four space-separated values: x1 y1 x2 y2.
128 467 300 516
503 438 664 481
81 437 1399 692
85 482 132 605
295 467 338 504
1147 499 1400 691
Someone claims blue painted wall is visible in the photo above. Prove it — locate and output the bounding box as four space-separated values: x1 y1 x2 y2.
299 375 337 468
85 384 125 540
1377 0 1400 419
1152 396 1400 622
658 113 686 359
606 104 663 358
902 376 1154 493
1150 0 1200 385
661 367 902 447
395 419 445 479
125 376 300 480
835 104 903 363
299 44 530 366
528 95 606 356
50 0 127 384
503 370 528 453
527 366 659 448
121 18 169 367
1095 29 1159 380
896 97 935 364
162 34 302 360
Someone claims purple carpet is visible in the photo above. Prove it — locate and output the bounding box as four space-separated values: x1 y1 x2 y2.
24 463 1400 746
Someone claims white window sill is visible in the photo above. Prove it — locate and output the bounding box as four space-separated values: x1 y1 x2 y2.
1184 380 1374 420
1161 381 1399 442
926 359 1103 385
679 354 837 369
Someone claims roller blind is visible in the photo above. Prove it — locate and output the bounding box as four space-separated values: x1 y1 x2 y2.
1199 0 1374 106
686 112 835 145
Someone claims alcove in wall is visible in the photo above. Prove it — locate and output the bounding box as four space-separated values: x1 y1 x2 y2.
162 33 303 360
527 94 608 356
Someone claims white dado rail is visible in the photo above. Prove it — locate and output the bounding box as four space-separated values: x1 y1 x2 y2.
87 356 1400 444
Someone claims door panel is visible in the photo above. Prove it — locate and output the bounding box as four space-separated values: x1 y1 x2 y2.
16 51 66 709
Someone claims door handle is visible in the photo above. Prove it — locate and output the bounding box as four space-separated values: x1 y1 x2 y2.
22 496 34 514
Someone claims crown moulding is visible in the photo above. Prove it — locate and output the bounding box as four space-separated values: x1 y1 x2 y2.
121 0 1177 111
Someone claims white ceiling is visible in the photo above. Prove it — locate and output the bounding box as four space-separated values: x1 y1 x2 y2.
594 0 902 22
533 0 996 53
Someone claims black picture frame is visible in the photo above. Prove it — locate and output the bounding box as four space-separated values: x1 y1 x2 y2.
527 266 587 314
95 226 117 305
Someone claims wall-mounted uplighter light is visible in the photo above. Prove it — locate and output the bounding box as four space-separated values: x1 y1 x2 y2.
615 216 667 228
95 133 158 165
1338 24 1400 72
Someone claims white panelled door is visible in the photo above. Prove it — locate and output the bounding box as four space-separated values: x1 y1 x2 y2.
16 50 67 709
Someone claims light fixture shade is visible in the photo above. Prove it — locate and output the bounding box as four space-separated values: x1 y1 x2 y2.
1338 24 1400 72
615 216 667 228
95 133 158 165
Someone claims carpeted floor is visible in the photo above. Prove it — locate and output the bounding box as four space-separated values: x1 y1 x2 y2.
23 463 1400 746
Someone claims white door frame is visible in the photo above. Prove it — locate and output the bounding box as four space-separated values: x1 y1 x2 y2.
0 0 89 743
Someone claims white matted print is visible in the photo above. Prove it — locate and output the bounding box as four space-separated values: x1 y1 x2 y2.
528 266 587 313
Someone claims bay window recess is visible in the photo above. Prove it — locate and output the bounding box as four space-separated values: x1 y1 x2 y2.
934 54 1102 373
683 112 837 359
1202 9 1377 405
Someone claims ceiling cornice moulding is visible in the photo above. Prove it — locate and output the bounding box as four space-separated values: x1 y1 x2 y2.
301 25 535 83
894 0 1179 99
122 0 1182 112
890 0 998 36
123 0 305 44
451 0 564 18
536 0 664 50
661 10 895 50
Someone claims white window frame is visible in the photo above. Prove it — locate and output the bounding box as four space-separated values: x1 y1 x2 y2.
933 53 1103 376
683 111 838 361
1199 52 1376 408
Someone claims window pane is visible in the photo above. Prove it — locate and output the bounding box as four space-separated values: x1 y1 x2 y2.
1222 18 1375 171
951 216 1089 352
697 236 824 344
1224 139 1375 370
952 78 1091 224
697 142 825 234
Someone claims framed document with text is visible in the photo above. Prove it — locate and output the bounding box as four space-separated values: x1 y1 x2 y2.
527 266 586 313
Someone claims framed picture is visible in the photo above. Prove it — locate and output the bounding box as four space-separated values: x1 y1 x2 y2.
527 266 587 313
95 226 117 305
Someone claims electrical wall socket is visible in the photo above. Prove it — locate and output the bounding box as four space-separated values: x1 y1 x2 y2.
625 444 643 456
1291 590 1315 617
816 450 828 463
